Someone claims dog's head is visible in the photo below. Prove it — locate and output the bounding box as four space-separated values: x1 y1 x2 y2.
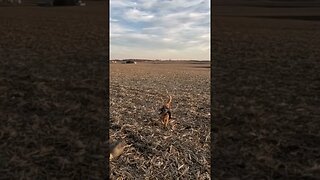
159 106 169 115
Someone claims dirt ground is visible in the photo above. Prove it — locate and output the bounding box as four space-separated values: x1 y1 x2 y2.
2 0 320 179
0 2 108 179
212 1 320 179
109 61 211 179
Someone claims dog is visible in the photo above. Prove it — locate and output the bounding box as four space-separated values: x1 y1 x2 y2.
159 95 172 128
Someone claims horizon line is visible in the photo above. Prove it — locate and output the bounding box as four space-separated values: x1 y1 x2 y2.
109 59 211 61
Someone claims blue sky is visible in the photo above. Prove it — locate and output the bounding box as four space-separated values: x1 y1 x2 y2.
110 0 210 60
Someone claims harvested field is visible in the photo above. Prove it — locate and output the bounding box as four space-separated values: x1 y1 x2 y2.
213 1 320 179
0 2 107 179
110 62 211 179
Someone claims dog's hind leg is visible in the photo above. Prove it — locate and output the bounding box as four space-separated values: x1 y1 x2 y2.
164 115 170 129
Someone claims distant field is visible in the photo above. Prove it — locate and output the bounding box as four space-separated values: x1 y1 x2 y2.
110 61 211 179
213 0 320 17
213 2 320 179
0 2 107 179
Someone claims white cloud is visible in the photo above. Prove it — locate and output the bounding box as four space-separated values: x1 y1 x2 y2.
124 8 154 22
110 0 136 8
110 18 119 22
110 0 210 60
110 22 132 35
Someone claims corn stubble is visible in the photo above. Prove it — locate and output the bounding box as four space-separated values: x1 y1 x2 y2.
110 62 211 179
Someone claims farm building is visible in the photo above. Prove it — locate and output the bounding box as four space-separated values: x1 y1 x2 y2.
124 60 137 64
37 0 85 6
0 0 21 5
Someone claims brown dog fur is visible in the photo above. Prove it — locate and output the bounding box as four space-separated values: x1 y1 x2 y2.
159 95 172 128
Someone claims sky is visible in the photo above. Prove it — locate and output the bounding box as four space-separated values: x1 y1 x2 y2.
110 0 210 60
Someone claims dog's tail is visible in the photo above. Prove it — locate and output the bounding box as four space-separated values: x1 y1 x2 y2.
165 89 172 103
166 95 172 106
